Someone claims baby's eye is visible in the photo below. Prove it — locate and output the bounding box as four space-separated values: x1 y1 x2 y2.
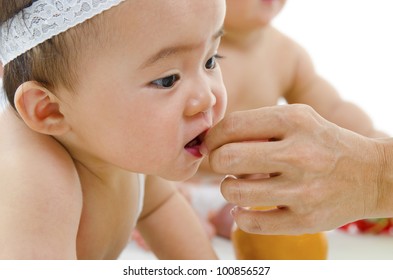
151 74 180 89
205 54 223 70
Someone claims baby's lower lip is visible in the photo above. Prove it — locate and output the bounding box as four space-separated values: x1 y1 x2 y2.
185 146 203 158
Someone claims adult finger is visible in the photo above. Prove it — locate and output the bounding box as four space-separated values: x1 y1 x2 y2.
204 107 289 153
231 206 313 235
208 140 289 175
220 176 294 207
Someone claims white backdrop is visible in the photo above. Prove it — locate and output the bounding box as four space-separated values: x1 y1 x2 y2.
274 0 393 135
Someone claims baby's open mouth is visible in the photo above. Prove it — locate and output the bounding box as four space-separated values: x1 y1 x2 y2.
184 131 207 157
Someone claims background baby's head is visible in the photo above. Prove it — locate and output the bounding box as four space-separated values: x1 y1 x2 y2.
224 0 287 31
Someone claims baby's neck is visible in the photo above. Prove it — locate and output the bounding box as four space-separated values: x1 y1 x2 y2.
60 142 135 189
73 156 136 191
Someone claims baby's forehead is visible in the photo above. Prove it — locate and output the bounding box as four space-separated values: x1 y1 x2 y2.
104 0 225 48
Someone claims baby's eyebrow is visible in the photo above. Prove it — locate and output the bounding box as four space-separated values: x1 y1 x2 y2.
140 25 224 70
213 26 225 40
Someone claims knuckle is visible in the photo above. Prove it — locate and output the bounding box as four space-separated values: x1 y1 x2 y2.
221 178 244 204
244 212 283 235
210 144 239 173
270 104 311 132
290 191 322 231
290 105 307 124
238 213 264 234
248 216 264 234
287 104 315 128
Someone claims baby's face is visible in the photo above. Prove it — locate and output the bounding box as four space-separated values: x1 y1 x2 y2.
225 0 286 29
59 0 227 181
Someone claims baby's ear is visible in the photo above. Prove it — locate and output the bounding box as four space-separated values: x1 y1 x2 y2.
14 81 69 135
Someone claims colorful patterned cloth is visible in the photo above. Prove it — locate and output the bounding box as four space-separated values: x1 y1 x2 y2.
339 218 393 235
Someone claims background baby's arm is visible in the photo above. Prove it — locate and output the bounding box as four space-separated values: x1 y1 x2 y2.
136 175 217 259
284 43 386 138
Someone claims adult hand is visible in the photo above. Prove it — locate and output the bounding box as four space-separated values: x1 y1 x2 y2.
203 104 393 235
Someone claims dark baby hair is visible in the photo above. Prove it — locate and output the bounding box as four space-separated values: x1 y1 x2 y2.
0 0 104 109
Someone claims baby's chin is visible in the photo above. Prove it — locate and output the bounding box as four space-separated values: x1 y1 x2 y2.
160 160 204 182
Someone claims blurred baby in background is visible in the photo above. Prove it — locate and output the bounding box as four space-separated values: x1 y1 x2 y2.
178 0 386 244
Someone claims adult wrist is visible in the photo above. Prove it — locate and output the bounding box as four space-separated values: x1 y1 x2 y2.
372 137 393 218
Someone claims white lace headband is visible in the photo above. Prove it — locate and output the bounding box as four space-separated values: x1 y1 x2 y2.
0 0 126 66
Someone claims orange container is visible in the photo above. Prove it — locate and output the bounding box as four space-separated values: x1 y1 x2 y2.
231 207 328 260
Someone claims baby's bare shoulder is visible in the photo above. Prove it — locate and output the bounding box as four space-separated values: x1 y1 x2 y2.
0 108 82 258
267 27 305 60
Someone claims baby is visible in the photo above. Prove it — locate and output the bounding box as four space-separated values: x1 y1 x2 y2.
0 0 226 259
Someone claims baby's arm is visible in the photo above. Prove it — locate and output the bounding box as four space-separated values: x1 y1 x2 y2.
0 132 82 259
285 43 386 138
136 175 217 259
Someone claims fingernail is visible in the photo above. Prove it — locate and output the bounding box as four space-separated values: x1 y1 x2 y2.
230 206 238 217
223 174 237 180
